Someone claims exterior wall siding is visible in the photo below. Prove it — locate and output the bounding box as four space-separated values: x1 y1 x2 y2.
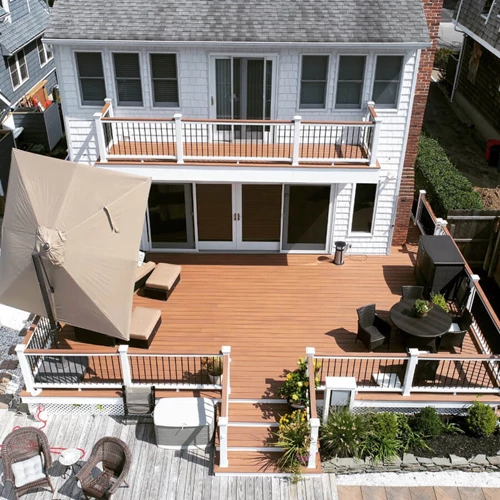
455 0 500 51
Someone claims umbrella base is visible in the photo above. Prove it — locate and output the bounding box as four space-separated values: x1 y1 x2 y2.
74 327 117 347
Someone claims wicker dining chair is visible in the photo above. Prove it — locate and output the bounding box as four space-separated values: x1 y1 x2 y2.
76 437 131 499
355 304 392 351
1 427 54 498
440 309 473 353
401 285 425 302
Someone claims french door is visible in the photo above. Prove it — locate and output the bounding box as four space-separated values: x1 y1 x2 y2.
195 183 282 251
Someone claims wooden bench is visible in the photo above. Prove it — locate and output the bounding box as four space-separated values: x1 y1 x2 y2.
144 263 181 301
134 261 156 291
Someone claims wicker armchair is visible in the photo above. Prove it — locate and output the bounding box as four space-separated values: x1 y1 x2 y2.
1 427 54 498
440 309 473 353
401 285 425 302
76 437 131 499
355 304 391 351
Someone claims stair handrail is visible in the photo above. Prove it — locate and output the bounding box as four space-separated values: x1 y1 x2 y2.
306 347 320 469
218 346 231 468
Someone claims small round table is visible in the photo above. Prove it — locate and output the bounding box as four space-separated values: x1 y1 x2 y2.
59 448 81 478
390 299 452 352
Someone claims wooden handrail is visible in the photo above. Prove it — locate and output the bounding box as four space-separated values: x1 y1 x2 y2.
316 353 409 359
25 348 119 355
368 105 377 120
101 116 174 123
99 101 111 116
307 355 318 419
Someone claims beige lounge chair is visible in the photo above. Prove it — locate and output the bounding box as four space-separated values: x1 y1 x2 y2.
134 261 156 290
129 307 162 348
144 263 181 301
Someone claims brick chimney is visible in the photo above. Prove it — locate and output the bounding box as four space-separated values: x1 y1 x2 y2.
392 0 443 245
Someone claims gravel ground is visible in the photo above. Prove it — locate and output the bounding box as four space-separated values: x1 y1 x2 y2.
337 471 500 487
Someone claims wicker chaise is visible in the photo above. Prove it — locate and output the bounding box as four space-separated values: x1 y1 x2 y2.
2 427 54 498
77 437 131 499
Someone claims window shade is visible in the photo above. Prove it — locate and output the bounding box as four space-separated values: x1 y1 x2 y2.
76 52 106 105
300 56 328 109
336 56 365 109
113 53 143 106
372 56 403 107
151 54 179 107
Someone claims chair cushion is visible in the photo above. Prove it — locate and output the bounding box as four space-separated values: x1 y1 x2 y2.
135 261 156 283
11 454 45 487
130 307 161 340
364 325 385 342
145 263 181 291
125 386 154 414
448 322 462 333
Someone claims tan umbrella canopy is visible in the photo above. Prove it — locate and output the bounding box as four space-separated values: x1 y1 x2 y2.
0 150 151 341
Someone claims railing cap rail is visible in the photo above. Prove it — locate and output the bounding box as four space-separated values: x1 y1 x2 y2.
25 348 119 355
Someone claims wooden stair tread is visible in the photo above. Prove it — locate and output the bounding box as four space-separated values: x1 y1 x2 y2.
216 426 279 448
229 402 288 423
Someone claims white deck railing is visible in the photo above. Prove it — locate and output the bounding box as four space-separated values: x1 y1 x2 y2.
94 99 382 166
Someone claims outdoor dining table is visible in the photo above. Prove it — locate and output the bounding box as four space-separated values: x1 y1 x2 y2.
389 299 452 352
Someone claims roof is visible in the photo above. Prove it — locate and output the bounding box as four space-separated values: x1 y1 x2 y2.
46 0 430 45
0 0 50 56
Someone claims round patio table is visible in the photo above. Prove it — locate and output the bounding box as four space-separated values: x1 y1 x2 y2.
390 299 452 351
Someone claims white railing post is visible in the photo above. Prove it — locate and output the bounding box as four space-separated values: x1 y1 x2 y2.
93 111 107 162
415 190 426 225
307 417 320 468
221 345 231 415
466 274 480 311
16 344 40 396
219 416 229 468
369 115 382 167
402 348 419 396
292 115 302 166
366 101 375 121
118 345 132 387
104 97 114 118
434 218 448 235
174 113 184 164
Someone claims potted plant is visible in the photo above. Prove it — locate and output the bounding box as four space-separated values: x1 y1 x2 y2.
202 357 223 385
430 292 450 313
412 299 433 318
277 357 321 409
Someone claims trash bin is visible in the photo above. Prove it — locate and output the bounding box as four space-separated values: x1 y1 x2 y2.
333 241 347 266
488 145 500 168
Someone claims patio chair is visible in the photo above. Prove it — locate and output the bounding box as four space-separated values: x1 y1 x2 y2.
440 309 473 353
1 427 54 498
76 437 131 500
413 360 439 385
401 285 425 302
122 385 156 424
355 304 391 351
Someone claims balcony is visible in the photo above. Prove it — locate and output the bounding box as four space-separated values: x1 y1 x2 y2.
94 99 382 167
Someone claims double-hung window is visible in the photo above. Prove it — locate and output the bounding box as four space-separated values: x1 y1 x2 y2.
335 56 366 109
150 54 179 107
351 184 377 234
76 52 106 106
8 49 28 90
300 56 328 109
113 53 143 106
37 39 53 67
371 56 404 108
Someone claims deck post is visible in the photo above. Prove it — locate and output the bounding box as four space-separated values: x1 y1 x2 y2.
104 97 114 118
218 416 229 468
434 218 448 236
93 111 107 162
307 418 320 468
174 113 184 164
369 115 382 167
16 344 40 396
402 348 419 396
292 115 302 166
118 345 132 386
466 274 481 311
415 190 426 225
221 346 231 416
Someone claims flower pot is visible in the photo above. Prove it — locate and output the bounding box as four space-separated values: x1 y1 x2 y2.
208 373 222 385
288 402 306 411
414 311 428 318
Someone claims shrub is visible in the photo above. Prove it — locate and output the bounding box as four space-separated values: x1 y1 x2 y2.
396 414 431 453
434 47 457 71
277 357 321 407
430 293 450 313
415 135 483 218
370 412 399 439
410 407 443 438
320 408 367 459
362 412 401 463
466 401 497 437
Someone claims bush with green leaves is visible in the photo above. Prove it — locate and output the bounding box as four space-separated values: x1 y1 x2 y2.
362 412 401 463
434 47 457 71
410 407 443 438
320 407 367 459
466 401 497 437
396 414 431 453
415 135 483 218
430 293 449 313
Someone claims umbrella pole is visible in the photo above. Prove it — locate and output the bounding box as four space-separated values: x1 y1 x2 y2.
32 251 60 347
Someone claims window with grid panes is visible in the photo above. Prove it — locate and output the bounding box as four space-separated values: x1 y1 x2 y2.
150 54 179 107
8 49 28 90
371 56 403 108
300 55 328 109
335 56 366 109
113 53 143 106
76 52 106 106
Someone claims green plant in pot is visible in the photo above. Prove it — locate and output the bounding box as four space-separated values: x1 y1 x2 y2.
430 293 449 313
278 357 321 409
202 356 223 385
412 299 433 318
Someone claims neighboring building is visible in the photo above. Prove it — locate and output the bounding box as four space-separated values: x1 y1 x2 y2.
45 0 442 255
454 0 500 140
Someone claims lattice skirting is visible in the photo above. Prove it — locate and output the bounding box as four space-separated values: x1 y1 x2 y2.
28 402 125 416
351 406 467 416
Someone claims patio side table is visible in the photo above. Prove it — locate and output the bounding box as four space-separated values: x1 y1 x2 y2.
59 448 81 478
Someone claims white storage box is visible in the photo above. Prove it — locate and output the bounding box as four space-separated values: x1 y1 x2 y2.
154 397 215 449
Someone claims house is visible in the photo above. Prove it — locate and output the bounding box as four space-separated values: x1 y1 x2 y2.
44 0 442 256
453 0 500 141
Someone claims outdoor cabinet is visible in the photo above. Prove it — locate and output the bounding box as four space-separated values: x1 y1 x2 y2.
415 235 465 300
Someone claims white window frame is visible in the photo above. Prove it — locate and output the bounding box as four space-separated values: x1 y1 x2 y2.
298 54 330 111
37 39 53 68
111 51 144 108
481 0 495 22
74 51 107 108
370 54 405 110
347 182 379 237
149 52 180 109
8 49 29 91
334 54 367 110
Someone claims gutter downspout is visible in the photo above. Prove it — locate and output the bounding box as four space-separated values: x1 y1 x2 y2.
450 33 467 102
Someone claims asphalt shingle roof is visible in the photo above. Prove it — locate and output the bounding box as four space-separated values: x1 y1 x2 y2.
46 0 430 45
0 0 50 56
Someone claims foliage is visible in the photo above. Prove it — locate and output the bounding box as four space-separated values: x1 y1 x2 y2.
430 293 450 313
277 357 321 406
433 47 457 71
275 409 311 473
201 357 223 376
442 418 465 435
361 412 401 463
320 407 367 459
466 401 498 437
396 414 431 453
415 135 483 218
410 407 443 438
412 299 433 316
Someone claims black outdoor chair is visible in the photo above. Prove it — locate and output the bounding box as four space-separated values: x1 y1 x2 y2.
413 360 440 385
401 285 425 302
355 304 392 351
439 309 473 353
404 332 439 353
122 385 156 424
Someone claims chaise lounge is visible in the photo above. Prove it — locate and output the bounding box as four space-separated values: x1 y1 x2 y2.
144 263 181 301
129 307 162 348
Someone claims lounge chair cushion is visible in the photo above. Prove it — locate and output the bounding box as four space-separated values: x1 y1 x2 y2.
130 307 162 341
145 263 181 291
125 386 155 414
12 455 45 487
135 261 156 283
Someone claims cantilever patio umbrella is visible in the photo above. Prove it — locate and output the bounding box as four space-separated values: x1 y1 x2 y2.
0 150 151 342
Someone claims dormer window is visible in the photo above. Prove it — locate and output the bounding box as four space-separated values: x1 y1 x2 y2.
8 49 29 90
37 39 53 67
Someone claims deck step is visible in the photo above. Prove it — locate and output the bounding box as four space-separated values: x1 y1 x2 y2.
218 425 280 448
228 401 288 424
